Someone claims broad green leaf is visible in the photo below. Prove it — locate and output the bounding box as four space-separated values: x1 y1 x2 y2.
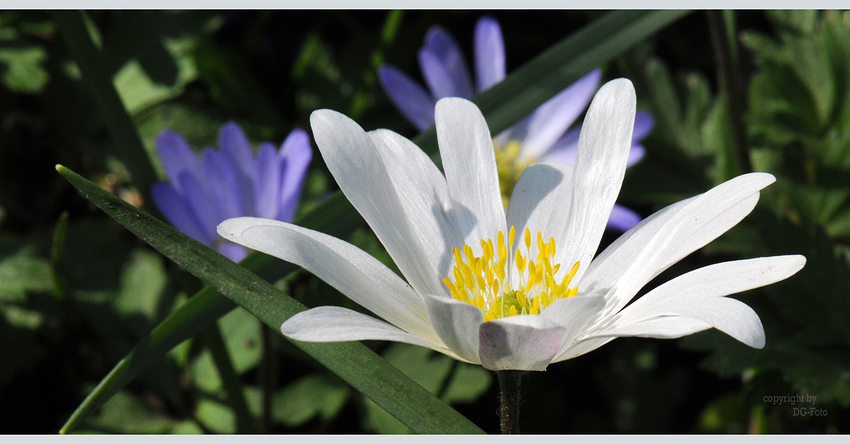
101 11 210 115
273 374 350 427
195 398 236 434
112 45 195 116
218 306 263 375
113 248 167 324
442 362 491 405
0 45 48 93
56 165 483 434
683 211 850 406
0 240 52 304
79 389 202 434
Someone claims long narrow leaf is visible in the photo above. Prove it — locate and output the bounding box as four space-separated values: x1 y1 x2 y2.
477 10 690 135
59 191 360 434
56 165 484 434
58 9 690 435
414 10 691 156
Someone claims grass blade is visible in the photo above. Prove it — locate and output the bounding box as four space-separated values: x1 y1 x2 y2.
56 165 484 434
57 10 690 434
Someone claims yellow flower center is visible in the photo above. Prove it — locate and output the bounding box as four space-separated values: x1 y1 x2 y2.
442 226 580 321
494 140 535 208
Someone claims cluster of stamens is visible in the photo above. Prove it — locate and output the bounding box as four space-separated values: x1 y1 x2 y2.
493 140 535 208
442 226 579 321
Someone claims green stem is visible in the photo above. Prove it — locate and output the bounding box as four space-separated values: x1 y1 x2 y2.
259 322 276 433
203 322 258 433
707 10 752 176
496 370 524 434
435 358 460 401
50 211 70 301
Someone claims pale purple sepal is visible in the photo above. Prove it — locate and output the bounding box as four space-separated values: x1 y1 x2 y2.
607 204 643 232
377 65 437 131
473 16 505 92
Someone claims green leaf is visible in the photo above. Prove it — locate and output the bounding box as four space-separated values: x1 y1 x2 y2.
362 343 492 434
195 397 236 434
113 248 168 324
194 41 283 126
100 11 211 115
57 11 690 434
0 45 48 93
404 10 692 158
617 57 717 204
56 165 483 434
78 390 200 434
442 362 492 405
683 211 850 406
273 374 350 427
472 11 690 141
0 239 52 304
201 322 257 433
217 306 263 374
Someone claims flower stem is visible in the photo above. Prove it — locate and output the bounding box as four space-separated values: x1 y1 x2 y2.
260 322 276 433
496 370 525 434
706 10 752 176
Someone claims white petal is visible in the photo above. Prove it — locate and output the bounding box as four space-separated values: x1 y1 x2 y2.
556 79 636 283
552 336 615 362
435 98 506 250
310 109 447 298
368 129 465 293
422 294 483 365
581 173 776 320
217 217 438 344
281 306 450 353
607 298 764 348
618 256 805 314
596 317 712 340
604 255 806 348
505 162 574 272
479 315 567 371
539 294 606 358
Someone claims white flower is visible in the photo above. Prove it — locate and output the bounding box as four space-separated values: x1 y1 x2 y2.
217 79 805 371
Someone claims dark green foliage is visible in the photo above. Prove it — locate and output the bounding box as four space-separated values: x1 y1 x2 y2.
2 9 849 435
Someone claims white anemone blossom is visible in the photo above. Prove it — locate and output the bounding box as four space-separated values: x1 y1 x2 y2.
218 79 805 371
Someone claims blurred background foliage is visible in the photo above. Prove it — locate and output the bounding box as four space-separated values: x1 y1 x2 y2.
1 9 849 434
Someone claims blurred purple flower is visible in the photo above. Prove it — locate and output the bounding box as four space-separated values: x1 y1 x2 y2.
378 16 654 231
152 122 312 262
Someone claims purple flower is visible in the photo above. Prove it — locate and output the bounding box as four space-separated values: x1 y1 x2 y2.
378 16 654 231
152 122 312 262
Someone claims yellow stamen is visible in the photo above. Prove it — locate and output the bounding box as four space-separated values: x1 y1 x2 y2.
442 225 580 321
493 139 536 208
